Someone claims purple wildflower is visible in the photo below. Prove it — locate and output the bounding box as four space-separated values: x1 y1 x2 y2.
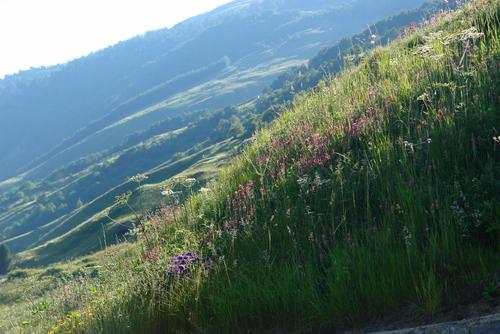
167 251 212 278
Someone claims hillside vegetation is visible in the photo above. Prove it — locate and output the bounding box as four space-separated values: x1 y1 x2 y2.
0 0 430 264
2 0 498 333
0 0 441 266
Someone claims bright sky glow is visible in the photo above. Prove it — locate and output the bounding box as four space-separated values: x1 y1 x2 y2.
0 0 233 78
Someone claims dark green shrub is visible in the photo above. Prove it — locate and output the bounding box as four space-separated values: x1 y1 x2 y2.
7 270 28 280
0 244 12 275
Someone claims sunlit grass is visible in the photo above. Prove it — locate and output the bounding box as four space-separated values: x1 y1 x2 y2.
2 1 499 333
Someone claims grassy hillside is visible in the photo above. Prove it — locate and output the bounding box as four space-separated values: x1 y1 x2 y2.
16 138 239 267
0 244 133 333
1 0 498 332
0 1 443 265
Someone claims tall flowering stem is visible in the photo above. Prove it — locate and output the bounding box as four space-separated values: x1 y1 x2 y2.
222 180 256 240
257 124 335 181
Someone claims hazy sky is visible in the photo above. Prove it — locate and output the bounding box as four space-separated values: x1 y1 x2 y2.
0 0 233 78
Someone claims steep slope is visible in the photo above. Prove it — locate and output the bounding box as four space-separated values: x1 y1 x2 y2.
0 0 435 263
14 0 496 333
1 0 499 332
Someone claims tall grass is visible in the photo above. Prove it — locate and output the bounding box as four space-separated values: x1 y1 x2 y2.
39 1 500 333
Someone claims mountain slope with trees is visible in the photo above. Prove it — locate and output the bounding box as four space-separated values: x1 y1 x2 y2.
1 0 497 332
0 0 436 265
0 0 425 182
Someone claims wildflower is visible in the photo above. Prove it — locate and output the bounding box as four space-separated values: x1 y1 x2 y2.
426 138 432 144
261 124 336 177
167 251 210 277
223 180 256 239
402 226 412 246
199 187 210 194
308 232 315 242
455 27 484 43
145 247 160 262
394 203 403 214
399 21 419 39
349 118 367 135
204 256 213 270
428 11 447 26
115 191 132 205
493 136 500 143
403 140 414 150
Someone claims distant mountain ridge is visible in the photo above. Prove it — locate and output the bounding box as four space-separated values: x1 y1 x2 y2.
0 0 424 182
